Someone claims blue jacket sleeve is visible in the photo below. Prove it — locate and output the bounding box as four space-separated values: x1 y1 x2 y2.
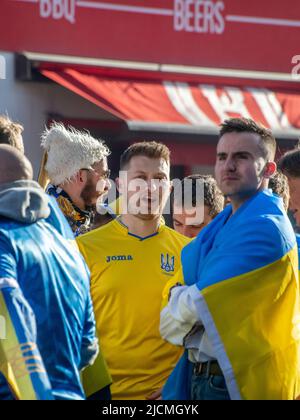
0 235 53 400
79 292 98 371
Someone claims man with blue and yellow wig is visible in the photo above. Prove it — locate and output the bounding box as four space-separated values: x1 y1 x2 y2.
161 118 300 400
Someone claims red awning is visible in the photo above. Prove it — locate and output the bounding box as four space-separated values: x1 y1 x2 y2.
41 68 300 138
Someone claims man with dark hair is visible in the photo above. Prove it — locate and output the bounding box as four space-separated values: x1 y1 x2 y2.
0 145 98 400
278 147 300 226
0 115 24 153
161 118 300 400
220 117 277 161
77 141 190 400
172 175 224 238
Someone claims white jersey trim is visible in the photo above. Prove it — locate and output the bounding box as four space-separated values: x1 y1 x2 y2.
0 278 18 290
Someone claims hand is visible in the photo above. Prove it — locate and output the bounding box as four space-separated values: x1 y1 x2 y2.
146 388 163 400
168 283 183 301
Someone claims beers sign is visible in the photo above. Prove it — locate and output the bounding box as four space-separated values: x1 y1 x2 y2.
174 0 225 34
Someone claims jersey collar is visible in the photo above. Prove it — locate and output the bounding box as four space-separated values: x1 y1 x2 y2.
115 216 164 241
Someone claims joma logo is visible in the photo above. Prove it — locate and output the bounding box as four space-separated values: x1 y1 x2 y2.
106 255 133 263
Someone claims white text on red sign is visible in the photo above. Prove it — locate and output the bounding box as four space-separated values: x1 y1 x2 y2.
40 0 226 34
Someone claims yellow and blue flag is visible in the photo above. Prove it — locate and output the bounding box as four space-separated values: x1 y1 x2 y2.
163 190 300 400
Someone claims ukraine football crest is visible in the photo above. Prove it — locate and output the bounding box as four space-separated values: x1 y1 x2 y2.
161 254 175 273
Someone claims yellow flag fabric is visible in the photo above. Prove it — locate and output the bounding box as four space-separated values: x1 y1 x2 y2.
200 246 300 400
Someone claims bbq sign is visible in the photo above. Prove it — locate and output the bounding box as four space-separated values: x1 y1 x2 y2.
1 0 300 76
40 0 76 24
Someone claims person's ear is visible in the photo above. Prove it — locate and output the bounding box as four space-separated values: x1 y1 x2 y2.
264 162 277 179
77 170 87 184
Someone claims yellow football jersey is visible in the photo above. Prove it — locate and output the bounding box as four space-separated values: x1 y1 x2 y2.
77 219 190 400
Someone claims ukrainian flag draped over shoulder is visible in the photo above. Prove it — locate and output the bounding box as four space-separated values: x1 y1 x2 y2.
165 190 300 400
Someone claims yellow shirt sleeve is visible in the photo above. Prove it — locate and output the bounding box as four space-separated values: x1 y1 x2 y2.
81 347 112 397
76 238 113 397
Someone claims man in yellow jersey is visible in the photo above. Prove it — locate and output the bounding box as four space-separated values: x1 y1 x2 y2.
77 142 190 400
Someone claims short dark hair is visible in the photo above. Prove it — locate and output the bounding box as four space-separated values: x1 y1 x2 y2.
120 141 170 169
173 174 224 218
278 147 300 178
0 115 24 153
220 118 277 160
269 172 290 211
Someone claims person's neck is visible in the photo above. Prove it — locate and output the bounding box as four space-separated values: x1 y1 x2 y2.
230 186 266 214
59 183 86 212
120 214 161 238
